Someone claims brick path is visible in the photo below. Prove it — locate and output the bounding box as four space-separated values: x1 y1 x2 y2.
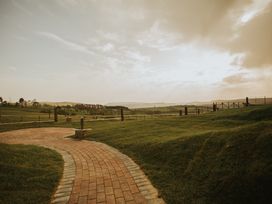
0 128 164 204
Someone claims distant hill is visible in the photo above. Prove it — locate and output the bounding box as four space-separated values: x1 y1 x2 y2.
107 97 272 109
39 101 79 106
106 102 181 109
39 97 271 108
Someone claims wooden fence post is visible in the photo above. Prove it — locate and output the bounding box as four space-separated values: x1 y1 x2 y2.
121 108 124 121
213 103 217 112
80 117 84 129
179 110 183 116
54 107 58 122
184 106 188 115
246 97 249 107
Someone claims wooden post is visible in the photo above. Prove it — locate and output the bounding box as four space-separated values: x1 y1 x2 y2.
120 108 124 121
80 117 84 130
179 110 183 116
197 109 200 115
213 103 217 112
54 107 58 122
184 106 188 115
221 102 224 109
246 97 249 107
233 102 235 108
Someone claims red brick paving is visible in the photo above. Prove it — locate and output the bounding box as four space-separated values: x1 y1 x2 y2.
0 128 164 204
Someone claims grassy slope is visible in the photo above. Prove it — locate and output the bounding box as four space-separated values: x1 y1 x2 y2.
0 144 63 204
84 106 272 204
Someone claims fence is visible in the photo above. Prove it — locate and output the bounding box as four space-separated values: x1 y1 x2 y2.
0 97 271 124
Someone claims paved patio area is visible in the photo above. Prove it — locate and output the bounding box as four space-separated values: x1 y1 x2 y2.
0 128 164 204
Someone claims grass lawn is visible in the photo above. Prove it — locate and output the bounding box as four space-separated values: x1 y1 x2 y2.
0 144 63 204
83 105 272 204
0 105 272 203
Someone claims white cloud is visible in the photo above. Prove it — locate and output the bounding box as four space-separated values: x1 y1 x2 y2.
137 20 182 51
36 31 95 55
8 66 17 71
11 0 32 16
98 43 114 52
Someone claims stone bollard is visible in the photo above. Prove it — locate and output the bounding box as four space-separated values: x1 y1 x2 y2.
75 117 92 139
75 129 87 138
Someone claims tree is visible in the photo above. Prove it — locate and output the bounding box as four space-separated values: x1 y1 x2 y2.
32 101 40 108
19 98 24 103
19 98 24 107
0 97 2 103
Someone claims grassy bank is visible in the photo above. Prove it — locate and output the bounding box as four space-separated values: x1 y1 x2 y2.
0 144 63 204
84 105 272 204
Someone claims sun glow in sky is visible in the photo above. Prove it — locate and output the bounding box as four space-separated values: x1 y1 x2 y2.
0 0 271 104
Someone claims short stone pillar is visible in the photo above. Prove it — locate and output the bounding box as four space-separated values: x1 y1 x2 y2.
75 129 87 138
184 106 188 115
75 117 91 138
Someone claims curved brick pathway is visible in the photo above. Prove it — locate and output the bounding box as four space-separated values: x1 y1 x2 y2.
0 128 164 204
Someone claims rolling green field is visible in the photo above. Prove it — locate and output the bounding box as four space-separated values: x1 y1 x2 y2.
0 144 63 204
0 105 272 203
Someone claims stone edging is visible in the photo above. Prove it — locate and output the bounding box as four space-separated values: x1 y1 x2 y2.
50 148 76 204
95 142 165 204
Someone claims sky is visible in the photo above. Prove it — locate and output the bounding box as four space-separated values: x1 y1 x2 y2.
0 0 271 104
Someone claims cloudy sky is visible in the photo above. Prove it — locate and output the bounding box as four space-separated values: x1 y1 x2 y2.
0 0 271 104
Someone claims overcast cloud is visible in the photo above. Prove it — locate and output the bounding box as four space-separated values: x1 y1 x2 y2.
0 0 271 104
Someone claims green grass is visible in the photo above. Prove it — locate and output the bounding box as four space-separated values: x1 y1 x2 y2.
0 105 272 203
0 107 53 123
0 144 63 204
82 105 272 204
